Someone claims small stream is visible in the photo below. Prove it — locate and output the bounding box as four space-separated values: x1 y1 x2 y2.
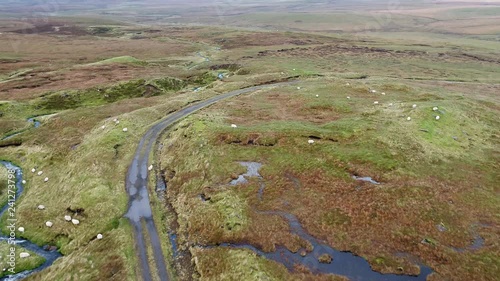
1 117 42 141
27 118 41 129
221 162 434 280
187 52 211 70
205 210 433 281
196 52 210 62
0 161 61 281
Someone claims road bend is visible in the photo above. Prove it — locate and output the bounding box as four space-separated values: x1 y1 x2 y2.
124 81 297 281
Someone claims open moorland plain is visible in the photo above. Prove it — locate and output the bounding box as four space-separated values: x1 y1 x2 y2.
0 0 498 281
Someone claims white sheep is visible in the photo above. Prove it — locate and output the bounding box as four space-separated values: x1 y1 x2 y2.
71 219 80 225
412 104 417 109
115 120 120 125
97 234 103 240
436 116 440 120
22 180 26 184
31 168 36 173
101 125 106 129
45 221 53 227
407 117 412 121
37 171 43 176
122 128 128 132
381 92 386 95
44 177 49 182
297 87 301 90
64 215 72 221
19 253 30 258
315 94 319 97
371 90 377 93
308 140 315 144
231 124 237 128
374 101 379 105
37 205 45 210
347 96 351 99
148 165 153 171
433 107 438 111
18 227 24 232
388 103 393 106
113 118 118 122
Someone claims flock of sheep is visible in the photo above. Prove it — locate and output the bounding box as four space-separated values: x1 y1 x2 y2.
15 168 103 259
15 82 442 259
230 85 442 145
17 116 137 259
367 88 441 121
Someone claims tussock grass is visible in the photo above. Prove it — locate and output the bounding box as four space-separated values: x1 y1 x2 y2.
191 247 291 281
0 85 224 280
159 78 499 280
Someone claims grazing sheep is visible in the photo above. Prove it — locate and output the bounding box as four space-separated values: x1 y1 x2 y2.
22 180 26 184
315 94 319 97
433 107 439 111
37 205 45 210
381 92 386 95
31 168 36 173
389 103 393 106
44 177 49 182
308 140 315 144
19 253 30 258
45 221 53 227
346 83 350 86
374 101 379 105
297 87 301 90
412 104 417 108
97 234 103 240
113 118 118 122
347 96 351 99
64 215 72 221
71 219 80 225
115 121 120 124
148 165 153 171
371 90 377 93
231 124 237 128
101 125 106 129
18 227 24 232
436 116 441 120
407 117 412 121
123 128 128 132
37 171 43 176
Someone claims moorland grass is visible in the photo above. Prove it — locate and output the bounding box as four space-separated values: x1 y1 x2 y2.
84 56 147 66
157 78 498 280
0 84 231 280
0 242 45 278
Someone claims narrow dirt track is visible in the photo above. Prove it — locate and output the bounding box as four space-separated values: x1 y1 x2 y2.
124 81 297 281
